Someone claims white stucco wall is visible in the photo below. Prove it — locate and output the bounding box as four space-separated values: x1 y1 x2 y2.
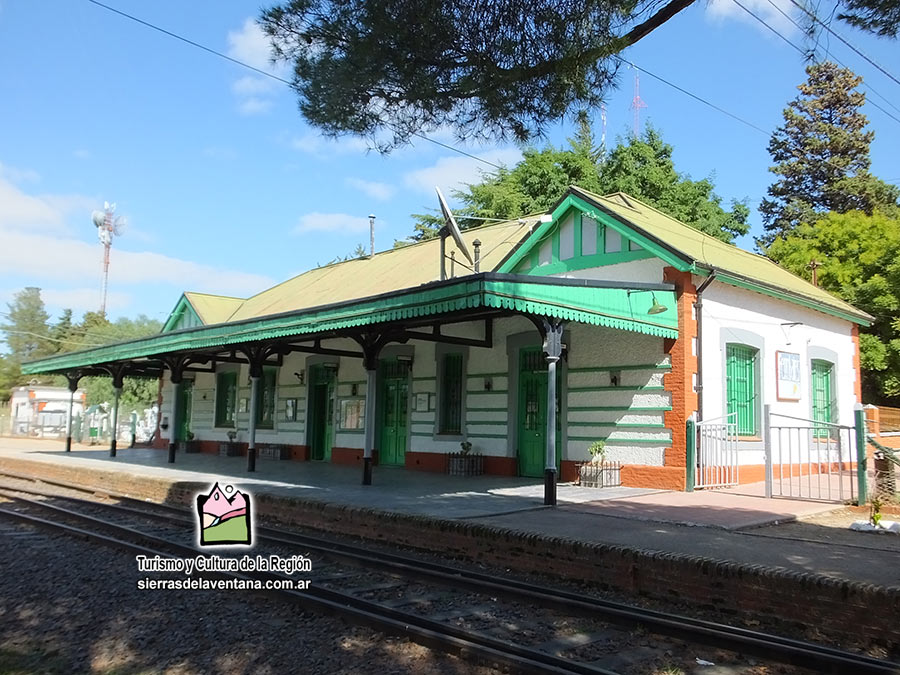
699 280 859 465
551 257 665 284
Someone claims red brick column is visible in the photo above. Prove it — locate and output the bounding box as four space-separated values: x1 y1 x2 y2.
662 268 698 473
620 267 697 491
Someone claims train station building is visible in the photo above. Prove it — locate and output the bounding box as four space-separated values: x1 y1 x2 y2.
22 186 871 496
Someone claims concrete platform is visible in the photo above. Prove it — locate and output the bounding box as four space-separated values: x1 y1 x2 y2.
1 438 898 589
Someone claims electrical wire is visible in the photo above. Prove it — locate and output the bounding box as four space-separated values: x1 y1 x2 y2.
785 0 900 88
84 0 773 157
732 0 900 126
761 0 900 122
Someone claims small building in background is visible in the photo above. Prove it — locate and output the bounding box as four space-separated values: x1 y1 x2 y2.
9 385 85 438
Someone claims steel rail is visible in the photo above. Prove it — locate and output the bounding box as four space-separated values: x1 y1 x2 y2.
0 490 614 675
1 474 897 674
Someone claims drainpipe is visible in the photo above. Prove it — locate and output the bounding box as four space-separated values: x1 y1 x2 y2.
694 271 717 422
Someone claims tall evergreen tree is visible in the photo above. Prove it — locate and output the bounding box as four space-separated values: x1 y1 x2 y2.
1 288 51 363
759 62 899 247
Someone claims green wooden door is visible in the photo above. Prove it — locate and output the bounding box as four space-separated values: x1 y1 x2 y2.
378 360 409 466
517 348 561 478
309 366 335 461
811 360 835 436
176 380 193 442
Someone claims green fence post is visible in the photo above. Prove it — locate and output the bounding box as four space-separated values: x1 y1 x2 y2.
854 405 868 504
685 417 696 492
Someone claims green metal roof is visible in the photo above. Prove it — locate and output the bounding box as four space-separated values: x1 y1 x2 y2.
568 187 873 325
22 275 677 374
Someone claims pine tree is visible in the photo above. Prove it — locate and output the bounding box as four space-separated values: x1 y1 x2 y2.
1 287 51 363
759 62 899 248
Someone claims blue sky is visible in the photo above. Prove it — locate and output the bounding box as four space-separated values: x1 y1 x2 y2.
1 0 898 329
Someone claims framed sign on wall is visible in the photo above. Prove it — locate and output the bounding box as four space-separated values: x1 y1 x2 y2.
776 351 801 401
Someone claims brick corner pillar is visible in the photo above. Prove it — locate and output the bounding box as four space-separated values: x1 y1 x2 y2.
661 266 699 489
851 324 863 405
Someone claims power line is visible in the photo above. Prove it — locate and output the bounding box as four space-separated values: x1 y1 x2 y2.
1 329 103 348
733 0 900 126
84 0 772 155
785 0 900 88
762 0 900 120
731 0 810 54
615 56 769 136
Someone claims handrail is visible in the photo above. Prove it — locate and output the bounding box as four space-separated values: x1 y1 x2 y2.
697 412 737 427
768 412 850 429
867 435 900 468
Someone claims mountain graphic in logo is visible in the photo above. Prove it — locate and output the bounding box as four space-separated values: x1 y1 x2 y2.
196 482 252 546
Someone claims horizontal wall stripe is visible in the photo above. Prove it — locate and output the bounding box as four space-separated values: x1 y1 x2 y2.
466 432 510 439
567 364 672 373
569 436 671 444
567 405 672 412
466 389 508 396
465 405 509 411
567 385 666 392
466 420 509 426
467 372 508 379
566 421 667 428
412 376 435 382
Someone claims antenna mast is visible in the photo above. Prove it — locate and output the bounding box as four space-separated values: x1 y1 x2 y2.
630 69 647 137
91 202 126 317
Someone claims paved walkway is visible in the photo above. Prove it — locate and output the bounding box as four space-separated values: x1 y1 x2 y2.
2 438 898 588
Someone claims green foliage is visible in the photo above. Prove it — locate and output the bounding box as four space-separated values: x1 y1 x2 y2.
759 62 899 247
259 0 690 148
839 0 900 37
766 210 900 402
402 125 748 245
588 439 607 462
871 496 884 527
2 287 52 362
597 127 749 241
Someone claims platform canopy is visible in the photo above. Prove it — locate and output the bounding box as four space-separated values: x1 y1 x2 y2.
22 273 677 376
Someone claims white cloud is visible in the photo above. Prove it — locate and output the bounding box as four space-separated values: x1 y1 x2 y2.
226 19 283 116
238 97 274 116
0 174 93 234
403 148 522 195
232 75 276 96
40 288 132 313
73 149 91 160
0 230 274 298
346 178 395 202
706 0 801 37
290 133 371 157
294 212 375 233
0 162 40 183
226 19 273 71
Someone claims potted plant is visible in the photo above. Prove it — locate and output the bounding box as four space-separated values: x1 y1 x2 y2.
180 430 201 453
448 440 483 476
578 440 619 488
219 430 242 457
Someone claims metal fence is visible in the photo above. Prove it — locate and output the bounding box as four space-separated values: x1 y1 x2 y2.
765 408 857 503
695 412 739 489
576 461 622 488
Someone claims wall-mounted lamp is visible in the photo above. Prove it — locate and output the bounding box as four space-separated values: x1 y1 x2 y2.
484 377 493 391
351 383 358 396
160 416 169 431
647 292 668 315
627 289 669 316
610 370 621 387
294 371 305 385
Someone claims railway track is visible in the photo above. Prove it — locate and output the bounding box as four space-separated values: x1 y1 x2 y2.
0 472 896 675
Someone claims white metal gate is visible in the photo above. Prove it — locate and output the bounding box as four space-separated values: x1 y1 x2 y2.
695 412 739 488
765 408 857 502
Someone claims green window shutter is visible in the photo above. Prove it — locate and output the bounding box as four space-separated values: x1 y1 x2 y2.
439 353 463 434
256 367 277 429
726 345 758 436
811 360 835 432
215 371 237 427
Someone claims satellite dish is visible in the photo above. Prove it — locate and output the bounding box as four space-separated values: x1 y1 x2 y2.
435 187 473 264
111 215 126 236
91 210 105 228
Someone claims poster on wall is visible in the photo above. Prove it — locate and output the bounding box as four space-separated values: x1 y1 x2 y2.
340 399 366 430
776 351 801 400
